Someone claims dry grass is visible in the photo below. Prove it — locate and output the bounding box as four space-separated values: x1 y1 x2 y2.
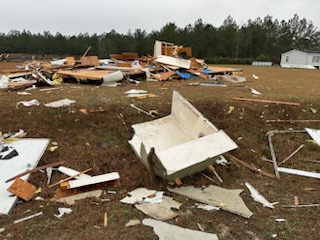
1 64 320 239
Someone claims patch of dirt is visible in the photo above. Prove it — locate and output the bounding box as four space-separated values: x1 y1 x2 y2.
1 65 320 239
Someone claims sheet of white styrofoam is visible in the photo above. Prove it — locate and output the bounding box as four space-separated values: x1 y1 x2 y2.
0 138 50 215
68 172 120 189
157 130 238 175
129 116 190 156
129 90 237 180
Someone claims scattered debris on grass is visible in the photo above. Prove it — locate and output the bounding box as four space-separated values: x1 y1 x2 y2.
142 218 219 240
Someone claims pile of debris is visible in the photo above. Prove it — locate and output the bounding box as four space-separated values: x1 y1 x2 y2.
0 41 244 90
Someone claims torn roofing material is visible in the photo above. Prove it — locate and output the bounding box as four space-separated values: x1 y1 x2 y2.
168 185 253 218
142 218 219 240
129 90 237 181
135 196 181 221
0 138 50 215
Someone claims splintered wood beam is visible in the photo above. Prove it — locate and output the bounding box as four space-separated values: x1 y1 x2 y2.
233 97 300 106
267 134 280 179
226 153 275 179
278 144 305 166
48 168 92 188
5 161 66 183
82 46 91 58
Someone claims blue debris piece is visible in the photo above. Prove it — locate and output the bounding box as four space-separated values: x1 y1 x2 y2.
176 71 192 79
201 68 213 74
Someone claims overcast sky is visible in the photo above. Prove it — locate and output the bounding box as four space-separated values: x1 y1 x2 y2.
1 0 319 35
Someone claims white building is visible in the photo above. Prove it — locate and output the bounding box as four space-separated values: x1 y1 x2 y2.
280 49 320 69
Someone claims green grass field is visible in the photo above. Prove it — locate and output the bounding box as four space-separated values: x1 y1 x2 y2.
1 64 320 239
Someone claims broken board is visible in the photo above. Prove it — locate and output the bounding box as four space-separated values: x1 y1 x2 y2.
0 138 50 215
7 178 37 201
168 185 253 218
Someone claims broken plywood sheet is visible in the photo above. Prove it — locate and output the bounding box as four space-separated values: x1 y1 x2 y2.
61 172 120 190
168 185 253 218
57 69 118 81
0 138 50 215
56 190 103 205
207 66 243 75
135 196 181 221
155 55 191 69
142 218 219 240
7 178 37 201
129 91 237 181
80 56 99 66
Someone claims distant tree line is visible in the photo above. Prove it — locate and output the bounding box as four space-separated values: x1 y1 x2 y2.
0 14 319 64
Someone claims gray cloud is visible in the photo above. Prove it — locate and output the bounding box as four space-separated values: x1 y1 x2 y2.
1 0 319 35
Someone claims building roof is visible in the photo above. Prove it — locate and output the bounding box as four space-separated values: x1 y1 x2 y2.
282 49 320 55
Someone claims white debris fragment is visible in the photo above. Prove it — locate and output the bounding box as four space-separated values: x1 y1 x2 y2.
194 203 220 211
275 218 286 222
135 196 181 221
0 75 9 89
305 128 320 146
14 211 43 224
250 88 262 95
142 218 219 240
124 89 147 95
143 191 164 204
17 91 31 95
16 99 40 108
0 228 5 233
245 182 274 209
120 188 157 205
54 208 72 219
252 74 259 79
125 219 141 227
215 155 229 166
44 98 76 108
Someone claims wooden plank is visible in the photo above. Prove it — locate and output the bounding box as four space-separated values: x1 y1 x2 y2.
226 154 275 178
48 168 92 188
80 56 99 66
104 212 108 227
233 97 300 106
7 178 37 201
109 54 124 60
6 161 66 183
60 172 120 190
82 46 91 58
278 144 304 166
58 69 115 80
53 179 120 199
66 56 75 65
121 52 139 60
159 71 176 81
